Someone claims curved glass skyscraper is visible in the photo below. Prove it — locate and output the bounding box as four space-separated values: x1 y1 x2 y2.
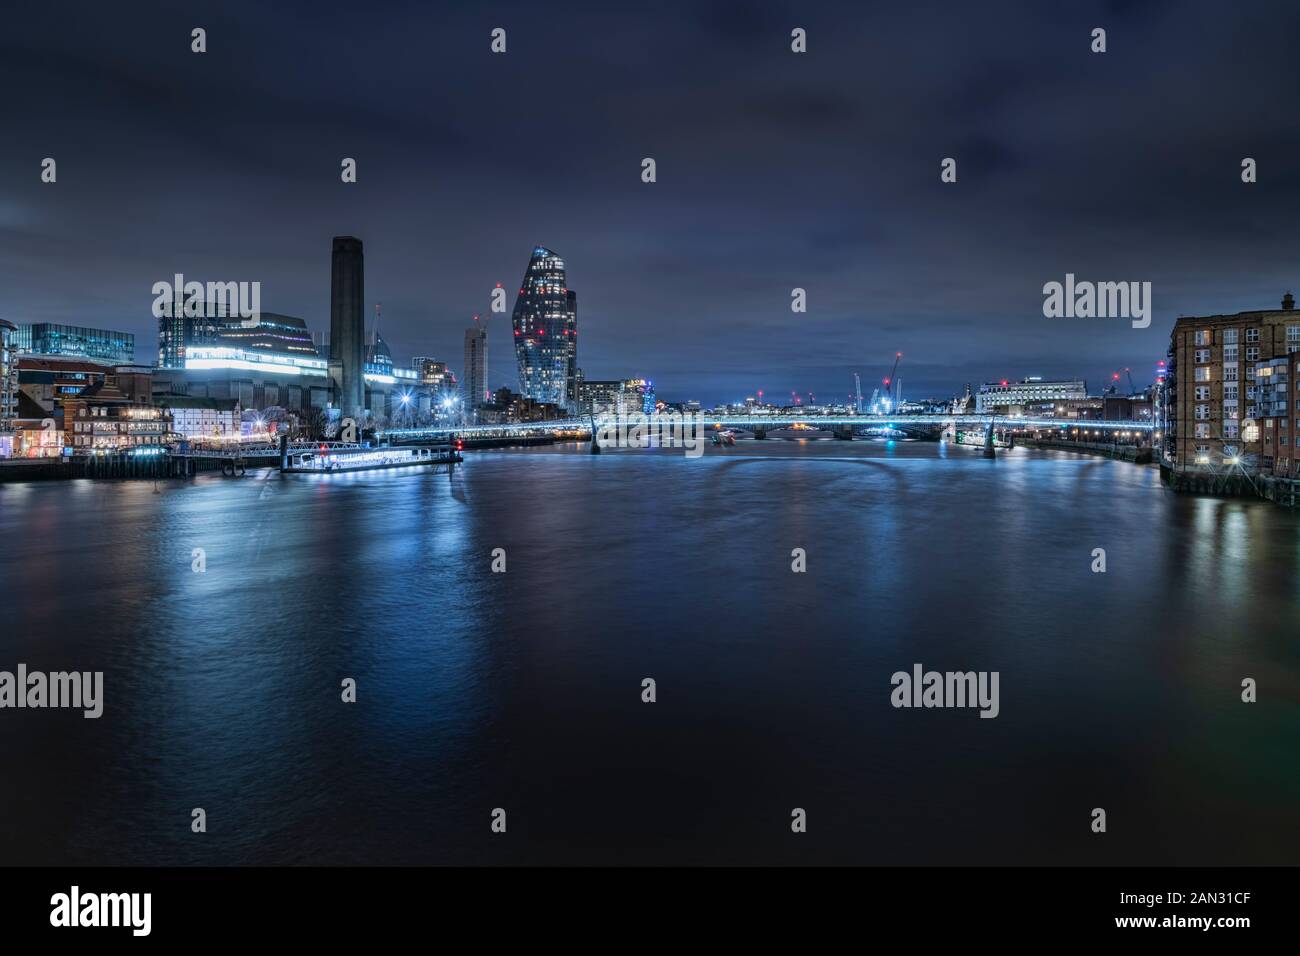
512 246 577 410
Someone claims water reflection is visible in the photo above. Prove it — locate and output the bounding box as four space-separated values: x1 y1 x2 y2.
2 442 1297 864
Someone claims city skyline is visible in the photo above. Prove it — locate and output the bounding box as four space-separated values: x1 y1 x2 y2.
7 2 1300 404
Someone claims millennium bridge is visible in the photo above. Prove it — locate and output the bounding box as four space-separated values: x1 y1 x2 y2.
380 414 1154 443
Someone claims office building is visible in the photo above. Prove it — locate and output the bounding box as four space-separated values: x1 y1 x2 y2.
976 377 1088 413
578 379 621 415
1 319 16 428
13 323 134 366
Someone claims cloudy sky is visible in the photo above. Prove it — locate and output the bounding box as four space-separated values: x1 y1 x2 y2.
4 0 1300 404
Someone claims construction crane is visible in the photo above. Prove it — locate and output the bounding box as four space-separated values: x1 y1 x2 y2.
881 352 902 411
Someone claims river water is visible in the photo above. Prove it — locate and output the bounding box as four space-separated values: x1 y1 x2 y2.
1 440 1296 864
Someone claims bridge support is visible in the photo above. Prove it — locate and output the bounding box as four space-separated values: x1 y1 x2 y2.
753 427 766 440
589 416 601 454
983 424 996 459
834 425 854 440
279 433 289 472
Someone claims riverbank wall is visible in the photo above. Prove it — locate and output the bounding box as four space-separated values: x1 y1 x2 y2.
1020 439 1153 464
1160 464 1300 507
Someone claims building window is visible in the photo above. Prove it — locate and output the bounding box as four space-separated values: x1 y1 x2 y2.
1224 329 1238 344
1195 367 1212 382
1246 328 1260 343
1194 330 1211 345
1195 423 1211 439
1195 386 1210 400
1223 345 1238 362
1195 349 1211 363
1225 421 1240 439
1195 404 1210 419
1225 365 1239 382
1246 346 1261 362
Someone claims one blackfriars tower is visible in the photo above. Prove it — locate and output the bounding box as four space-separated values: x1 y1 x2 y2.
330 236 365 417
512 245 577 411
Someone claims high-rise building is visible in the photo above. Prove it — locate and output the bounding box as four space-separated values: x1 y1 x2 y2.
463 317 489 408
14 323 135 366
511 246 576 409
1163 292 1300 470
564 290 578 409
0 319 17 428
329 236 366 417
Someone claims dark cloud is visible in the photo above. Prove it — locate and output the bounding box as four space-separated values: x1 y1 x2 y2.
3 0 1300 404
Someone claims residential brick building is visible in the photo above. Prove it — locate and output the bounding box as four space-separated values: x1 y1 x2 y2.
1162 292 1300 471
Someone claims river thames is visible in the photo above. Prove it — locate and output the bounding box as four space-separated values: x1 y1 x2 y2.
1 441 1297 865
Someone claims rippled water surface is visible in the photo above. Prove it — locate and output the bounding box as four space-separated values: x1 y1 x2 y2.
2 441 1297 864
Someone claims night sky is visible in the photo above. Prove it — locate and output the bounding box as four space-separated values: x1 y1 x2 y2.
4 0 1300 405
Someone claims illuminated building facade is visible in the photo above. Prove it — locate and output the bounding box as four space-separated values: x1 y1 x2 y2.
975 377 1087 414
65 380 171 451
578 379 621 415
157 396 241 441
618 379 655 415
14 323 135 366
1 319 17 429
1164 293 1300 470
512 246 577 410
158 300 228 369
